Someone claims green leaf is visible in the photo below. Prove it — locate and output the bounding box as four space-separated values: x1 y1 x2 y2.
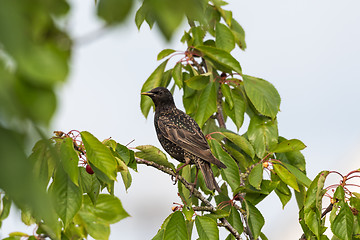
185 73 211 90
331 203 354 240
271 139 306 153
221 84 233 109
195 45 242 74
244 200 264 239
28 140 55 188
275 137 306 171
97 0 133 24
222 131 255 159
194 82 217 128
195 215 219 240
80 131 118 182
243 75 281 119
281 162 311 188
83 194 130 224
77 209 110 240
227 206 243 235
164 211 189 240
210 140 240 191
230 18 246 50
0 195 11 221
191 26 205 46
273 176 292 208
79 167 100 205
249 164 263 190
60 137 80 186
135 145 175 170
247 116 278 159
215 22 235 52
141 59 169 118
157 49 176 60
116 157 132 191
303 171 329 238
229 89 245 130
172 62 183 88
0 126 60 239
14 80 57 124
273 163 299 192
178 165 192 205
182 205 195 221
350 197 360 211
49 166 82 228
205 209 230 220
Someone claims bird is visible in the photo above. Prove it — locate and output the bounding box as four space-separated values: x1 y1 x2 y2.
141 87 227 192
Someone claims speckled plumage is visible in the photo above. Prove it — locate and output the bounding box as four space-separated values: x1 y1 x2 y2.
142 87 227 192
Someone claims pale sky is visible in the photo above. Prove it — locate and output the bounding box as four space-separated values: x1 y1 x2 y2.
1 1 360 239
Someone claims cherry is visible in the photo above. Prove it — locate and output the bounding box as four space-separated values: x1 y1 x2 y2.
86 164 94 174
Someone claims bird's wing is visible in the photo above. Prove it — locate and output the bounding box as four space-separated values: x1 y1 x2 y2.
157 116 226 168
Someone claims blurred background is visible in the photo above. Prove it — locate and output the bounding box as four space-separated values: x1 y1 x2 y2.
1 0 360 239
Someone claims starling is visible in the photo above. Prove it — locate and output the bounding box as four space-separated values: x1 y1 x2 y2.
142 87 227 192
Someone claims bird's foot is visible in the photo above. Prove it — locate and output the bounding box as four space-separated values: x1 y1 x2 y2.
171 171 180 185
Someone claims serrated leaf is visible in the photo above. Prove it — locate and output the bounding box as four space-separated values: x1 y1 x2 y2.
247 116 278 159
157 49 176 60
83 194 130 224
195 215 219 240
222 131 255 159
164 211 189 240
275 137 306 171
194 82 217 128
244 200 264 239
331 203 354 240
243 75 281 119
249 164 263 190
185 73 211 90
79 167 100 205
227 206 243 235
116 157 132 191
215 22 235 52
221 84 233 109
49 167 82 228
77 209 110 240
230 18 246 50
135 145 175 170
272 139 306 153
195 45 242 74
81 131 117 182
273 163 299 192
281 162 311 188
60 137 80 186
172 62 183 88
210 140 240 191
141 59 169 118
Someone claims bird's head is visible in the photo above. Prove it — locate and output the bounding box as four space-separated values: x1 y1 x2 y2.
141 87 175 108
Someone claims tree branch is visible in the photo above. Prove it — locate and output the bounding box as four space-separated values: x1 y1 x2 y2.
136 157 243 240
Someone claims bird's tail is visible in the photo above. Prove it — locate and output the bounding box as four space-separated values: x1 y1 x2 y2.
198 160 221 192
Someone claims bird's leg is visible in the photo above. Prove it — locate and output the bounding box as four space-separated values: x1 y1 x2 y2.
188 168 199 197
172 158 191 185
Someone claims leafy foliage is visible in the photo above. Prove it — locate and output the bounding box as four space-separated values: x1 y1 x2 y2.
0 0 359 239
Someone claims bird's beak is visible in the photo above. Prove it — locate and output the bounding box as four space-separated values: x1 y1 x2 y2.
141 91 153 96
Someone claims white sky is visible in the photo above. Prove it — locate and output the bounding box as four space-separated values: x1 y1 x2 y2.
1 0 360 239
